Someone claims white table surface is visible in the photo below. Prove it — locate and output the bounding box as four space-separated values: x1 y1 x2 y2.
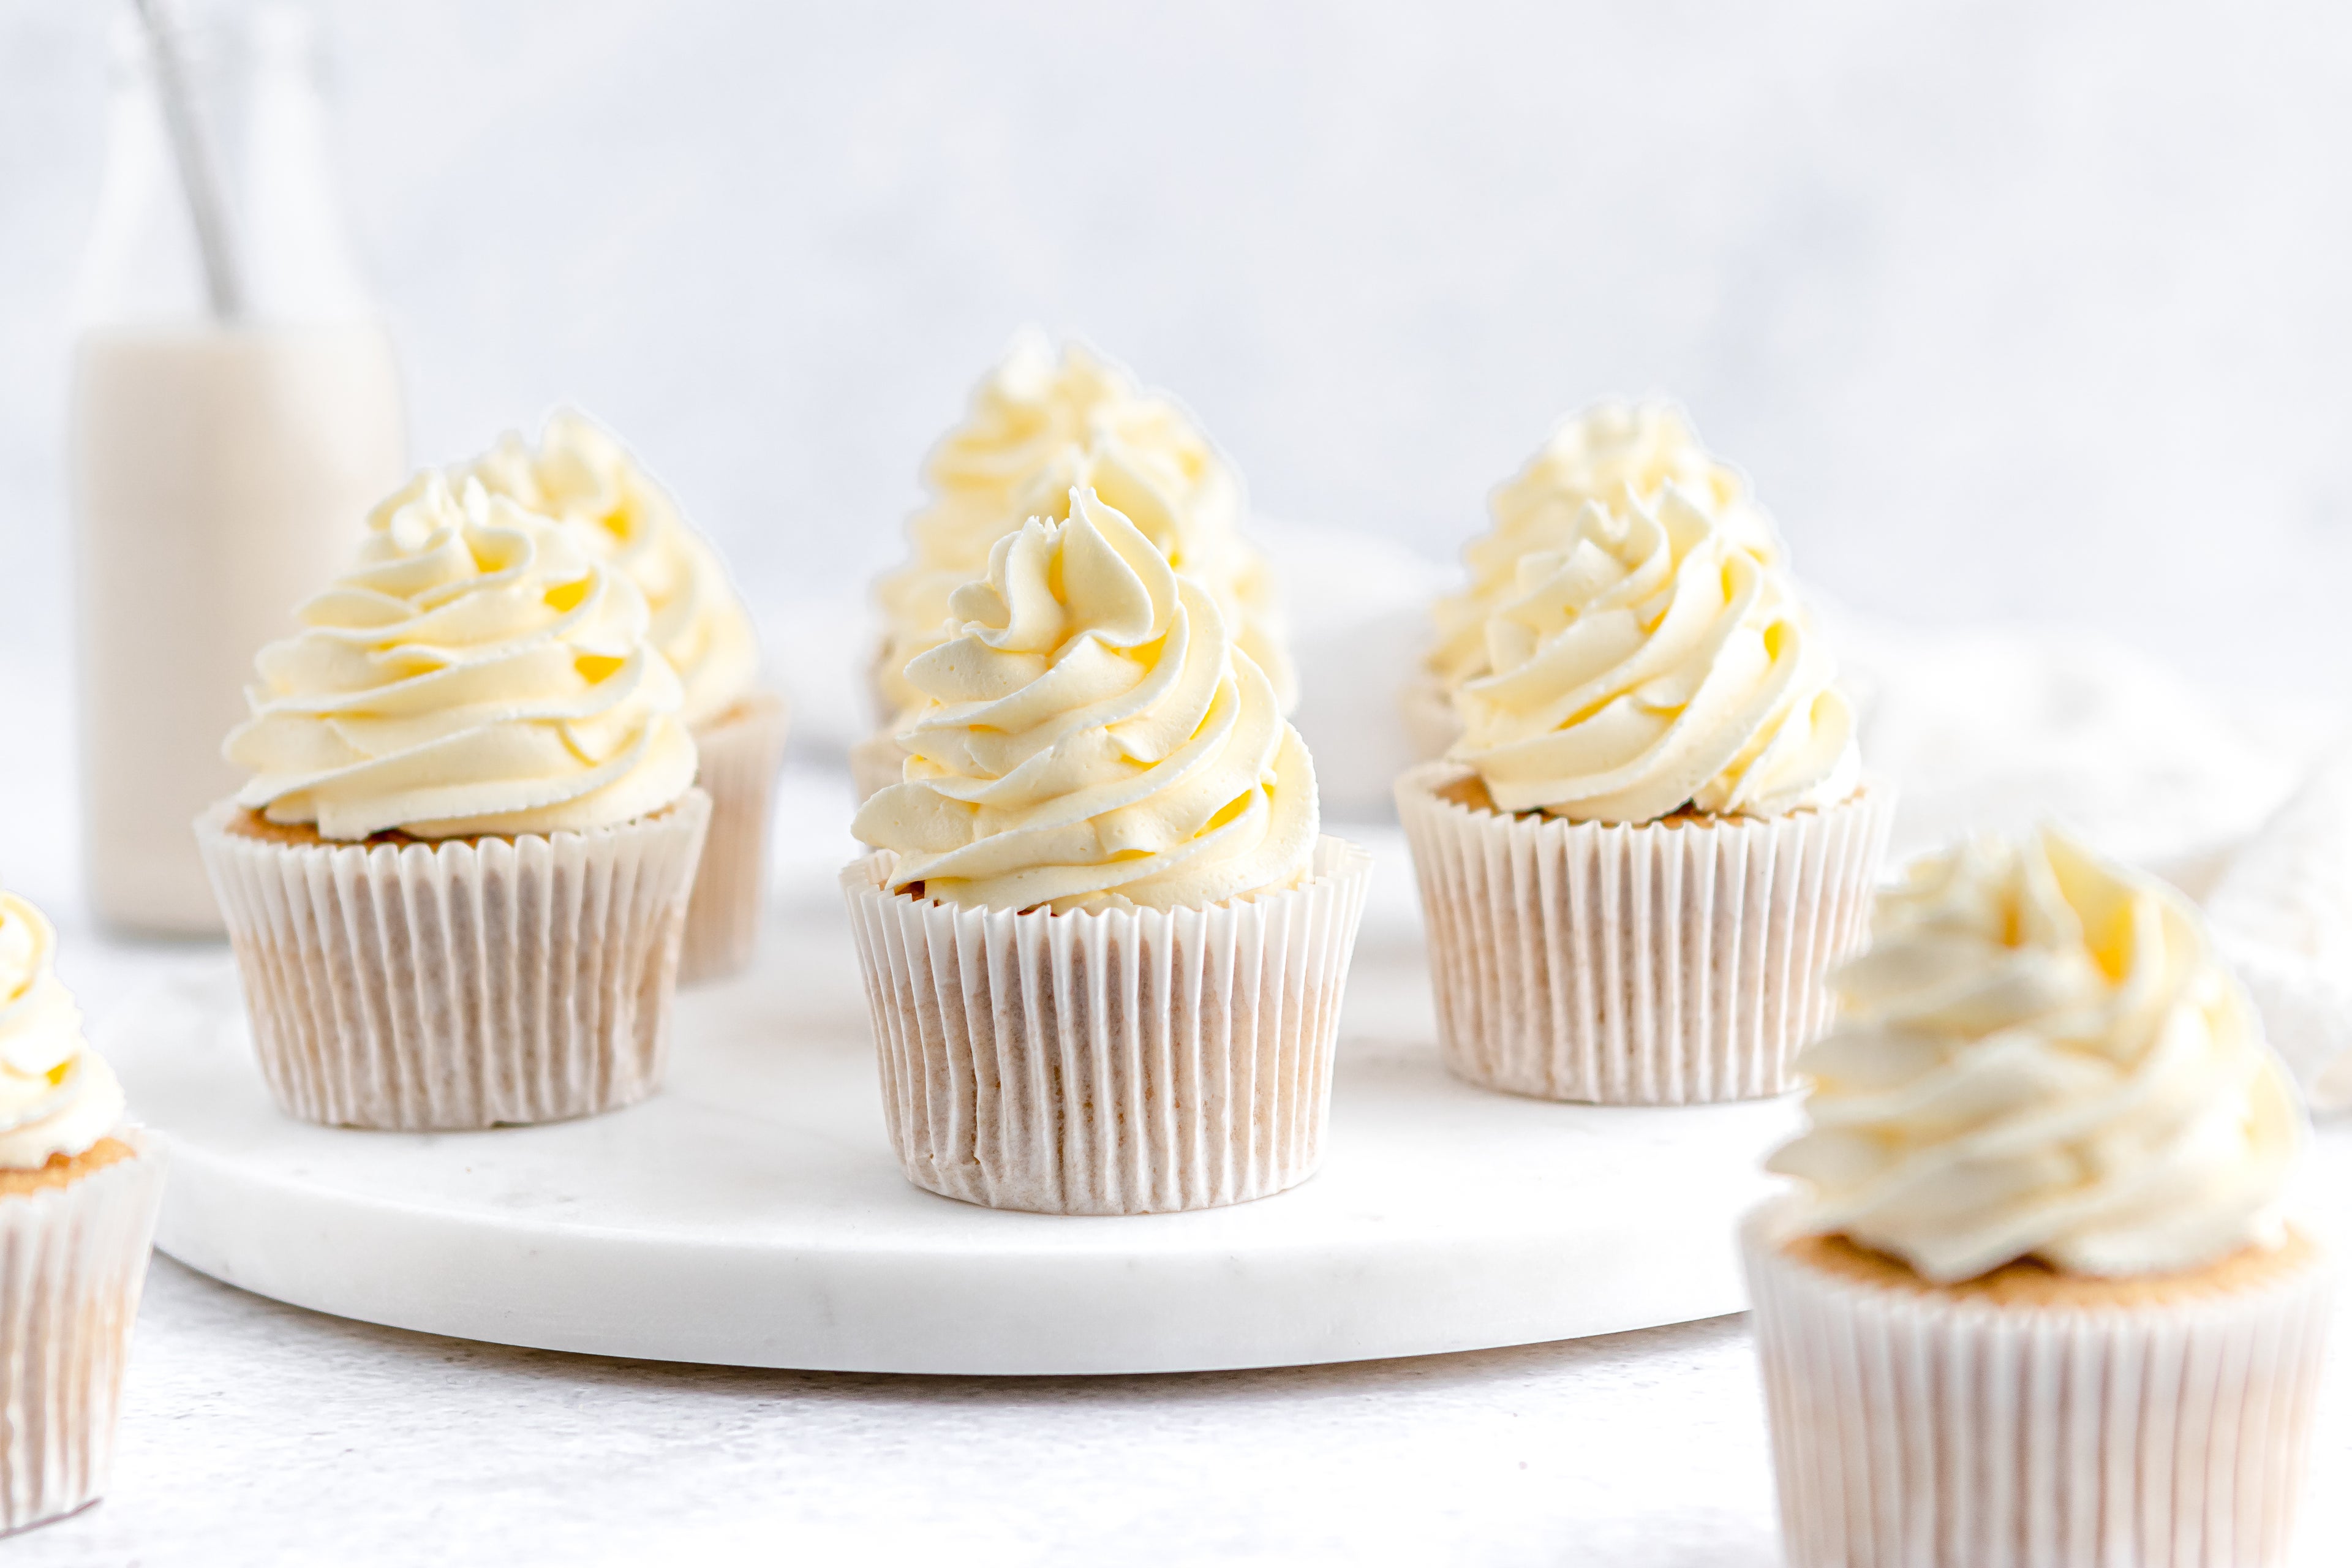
6 733 2351 1565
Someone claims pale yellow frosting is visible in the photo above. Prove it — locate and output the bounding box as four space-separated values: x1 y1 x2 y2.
873 334 1292 718
1770 829 2304 1284
227 472 698 839
467 411 760 729
1450 482 1855 823
1431 401 1779 688
0 893 124 1171
854 488 1317 913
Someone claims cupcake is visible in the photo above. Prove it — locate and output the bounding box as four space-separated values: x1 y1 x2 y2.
195 472 711 1129
1746 827 2330 1567
469 412 785 982
0 890 166 1534
1396 466 1888 1103
861 333 1293 802
1406 400 1779 760
845 488 1370 1215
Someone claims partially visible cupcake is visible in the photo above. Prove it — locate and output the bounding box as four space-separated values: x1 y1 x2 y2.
469 411 784 982
1396 469 1887 1103
196 472 711 1129
845 488 1370 1214
1747 827 2330 1567
0 889 166 1534
861 333 1292 803
1406 399 1779 760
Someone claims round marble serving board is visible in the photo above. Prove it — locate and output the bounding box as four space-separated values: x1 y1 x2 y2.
104 824 1804 1376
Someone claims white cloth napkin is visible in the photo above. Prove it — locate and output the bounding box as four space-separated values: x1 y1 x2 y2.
1828 606 2352 1112
2204 744 2352 1111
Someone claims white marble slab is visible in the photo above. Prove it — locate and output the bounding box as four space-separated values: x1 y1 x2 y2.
107 889 1801 1373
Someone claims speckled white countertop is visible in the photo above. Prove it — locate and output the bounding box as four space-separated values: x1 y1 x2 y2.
30 1262 1787 1566
6 1248 2344 1567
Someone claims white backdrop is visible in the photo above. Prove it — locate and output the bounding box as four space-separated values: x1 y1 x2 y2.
6 18 2352 1562
6 0 2352 709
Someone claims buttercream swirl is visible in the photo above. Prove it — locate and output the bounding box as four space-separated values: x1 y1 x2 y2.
1430 401 1780 688
467 411 760 729
874 334 1292 718
1769 829 2303 1284
0 892 124 1170
854 488 1317 913
1450 481 1855 823
226 471 697 839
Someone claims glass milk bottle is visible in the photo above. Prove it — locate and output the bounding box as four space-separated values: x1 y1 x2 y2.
71 3 407 933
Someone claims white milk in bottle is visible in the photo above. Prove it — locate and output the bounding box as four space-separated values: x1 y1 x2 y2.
72 6 405 932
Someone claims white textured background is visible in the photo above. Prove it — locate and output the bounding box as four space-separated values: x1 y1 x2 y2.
6 0 2352 703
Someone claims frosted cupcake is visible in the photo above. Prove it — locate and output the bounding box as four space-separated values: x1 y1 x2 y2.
196 472 711 1129
1406 399 1779 760
861 333 1292 802
1746 828 2330 1567
469 412 784 982
1395 477 1888 1102
845 488 1370 1214
0 891 166 1534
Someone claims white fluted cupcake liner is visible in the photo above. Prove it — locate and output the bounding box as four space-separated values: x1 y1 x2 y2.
1 1132 165 1536
1396 764 1892 1104
849 729 908 809
680 692 790 984
1741 1204 2335 1568
841 837 1373 1215
195 791 711 1130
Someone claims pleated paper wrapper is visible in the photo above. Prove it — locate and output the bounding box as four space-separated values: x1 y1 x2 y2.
680 692 790 984
195 791 710 1131
841 837 1373 1215
1741 1205 2335 1568
1 1132 165 1536
1395 763 1892 1104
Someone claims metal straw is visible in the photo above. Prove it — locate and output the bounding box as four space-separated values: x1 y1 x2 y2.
132 0 244 320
